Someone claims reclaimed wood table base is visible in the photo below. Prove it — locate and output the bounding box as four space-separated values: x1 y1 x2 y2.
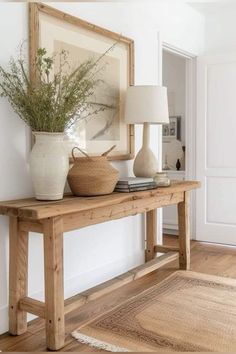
0 181 200 350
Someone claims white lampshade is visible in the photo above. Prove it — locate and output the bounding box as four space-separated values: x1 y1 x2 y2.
124 85 169 124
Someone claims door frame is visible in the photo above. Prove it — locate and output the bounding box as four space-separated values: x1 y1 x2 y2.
160 41 197 239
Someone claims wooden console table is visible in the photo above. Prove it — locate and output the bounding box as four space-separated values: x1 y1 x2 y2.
0 180 200 350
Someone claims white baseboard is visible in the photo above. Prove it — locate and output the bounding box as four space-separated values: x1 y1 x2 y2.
0 305 8 334
163 228 179 235
64 251 144 299
0 251 144 335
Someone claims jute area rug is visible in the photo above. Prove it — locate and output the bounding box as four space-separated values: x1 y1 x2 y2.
72 271 236 352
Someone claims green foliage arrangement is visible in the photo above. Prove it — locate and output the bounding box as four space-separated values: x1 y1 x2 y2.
0 46 114 132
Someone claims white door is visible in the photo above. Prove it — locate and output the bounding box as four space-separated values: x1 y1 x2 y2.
196 53 236 245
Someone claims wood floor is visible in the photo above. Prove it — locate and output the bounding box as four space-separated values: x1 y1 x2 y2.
2 235 236 352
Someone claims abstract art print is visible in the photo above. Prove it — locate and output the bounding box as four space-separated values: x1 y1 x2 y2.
29 3 135 160
163 116 181 142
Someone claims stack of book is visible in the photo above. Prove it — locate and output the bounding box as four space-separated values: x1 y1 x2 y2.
115 177 157 193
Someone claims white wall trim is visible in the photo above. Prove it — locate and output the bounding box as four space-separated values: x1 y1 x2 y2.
162 42 197 239
157 30 163 245
162 41 197 59
163 228 179 236
185 56 197 239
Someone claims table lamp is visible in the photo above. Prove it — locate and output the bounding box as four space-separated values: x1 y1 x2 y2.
124 85 169 177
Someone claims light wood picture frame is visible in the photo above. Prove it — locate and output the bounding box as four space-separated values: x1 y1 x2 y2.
29 3 135 161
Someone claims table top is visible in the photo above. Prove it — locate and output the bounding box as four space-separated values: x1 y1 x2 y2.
0 181 200 220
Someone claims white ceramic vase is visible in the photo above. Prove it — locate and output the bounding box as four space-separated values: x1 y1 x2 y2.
30 132 69 200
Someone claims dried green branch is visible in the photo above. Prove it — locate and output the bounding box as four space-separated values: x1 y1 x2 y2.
0 45 116 132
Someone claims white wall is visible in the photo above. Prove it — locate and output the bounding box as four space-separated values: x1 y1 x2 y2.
205 6 236 54
0 1 204 334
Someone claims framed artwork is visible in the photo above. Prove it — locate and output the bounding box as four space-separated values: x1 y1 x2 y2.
162 116 181 142
29 3 135 160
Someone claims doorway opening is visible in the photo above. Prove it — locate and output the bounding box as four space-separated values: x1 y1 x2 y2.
161 43 197 238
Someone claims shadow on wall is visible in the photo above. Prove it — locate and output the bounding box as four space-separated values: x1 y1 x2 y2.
0 102 33 200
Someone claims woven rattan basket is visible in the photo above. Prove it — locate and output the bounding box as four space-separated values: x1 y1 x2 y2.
68 146 119 196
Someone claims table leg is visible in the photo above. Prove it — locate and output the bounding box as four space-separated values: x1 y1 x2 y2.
9 216 29 335
178 191 190 270
43 216 65 350
145 209 157 262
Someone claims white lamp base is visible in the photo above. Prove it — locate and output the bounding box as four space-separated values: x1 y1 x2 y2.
133 147 158 177
133 122 158 178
